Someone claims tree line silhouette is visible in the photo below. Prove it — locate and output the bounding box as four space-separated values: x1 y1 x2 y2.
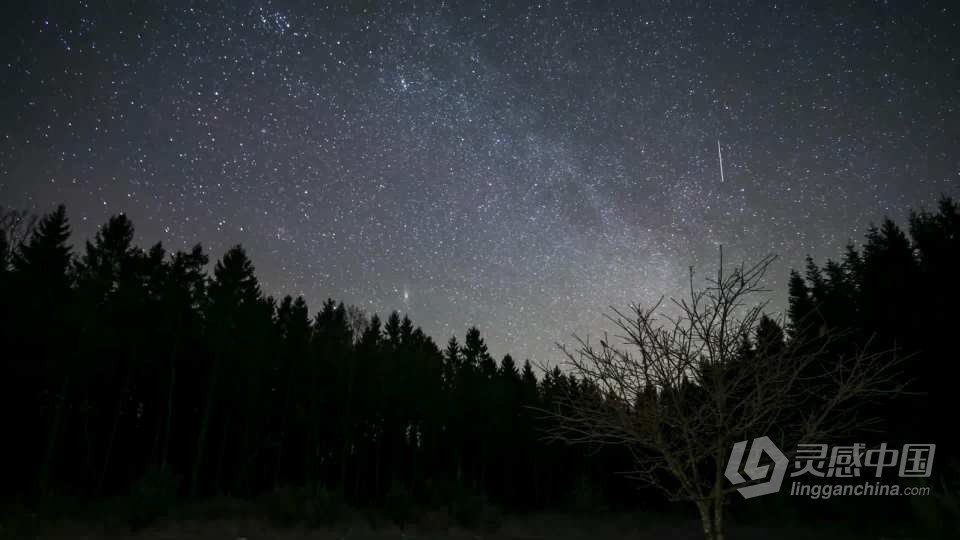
787 196 959 454
0 196 956 526
0 205 638 516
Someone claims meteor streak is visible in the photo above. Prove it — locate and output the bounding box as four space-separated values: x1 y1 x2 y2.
718 139 725 183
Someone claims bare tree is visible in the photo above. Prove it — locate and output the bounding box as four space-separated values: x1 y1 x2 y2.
541 252 904 540
346 304 370 344
0 206 36 268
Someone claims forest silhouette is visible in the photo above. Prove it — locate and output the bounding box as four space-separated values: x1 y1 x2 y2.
0 197 957 534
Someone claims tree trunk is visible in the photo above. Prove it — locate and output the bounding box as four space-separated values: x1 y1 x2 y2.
160 337 178 471
97 367 132 496
696 499 725 540
340 437 350 496
80 399 95 489
341 358 355 496
706 444 727 540
39 377 69 494
273 429 286 490
713 500 724 540
191 391 214 496
374 436 382 496
191 350 219 496
353 443 362 497
150 407 162 465
214 408 233 494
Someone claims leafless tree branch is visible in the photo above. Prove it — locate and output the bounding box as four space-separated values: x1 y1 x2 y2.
536 251 904 540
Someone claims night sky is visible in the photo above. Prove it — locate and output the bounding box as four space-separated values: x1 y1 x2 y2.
2 1 958 363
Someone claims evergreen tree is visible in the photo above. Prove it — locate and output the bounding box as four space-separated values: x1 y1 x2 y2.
12 204 72 292
755 315 785 357
11 205 74 493
191 245 264 495
786 269 815 341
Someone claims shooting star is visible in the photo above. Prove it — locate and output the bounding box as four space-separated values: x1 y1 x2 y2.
717 139 725 183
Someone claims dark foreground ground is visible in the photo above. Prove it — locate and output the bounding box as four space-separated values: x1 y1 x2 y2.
0 522 891 540
0 508 927 540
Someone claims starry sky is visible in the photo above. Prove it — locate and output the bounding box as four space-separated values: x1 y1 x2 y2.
1 1 958 363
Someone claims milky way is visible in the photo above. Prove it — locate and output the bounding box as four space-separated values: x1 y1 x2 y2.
2 1 958 363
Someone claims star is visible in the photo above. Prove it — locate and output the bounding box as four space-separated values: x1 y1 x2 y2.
0 1 957 364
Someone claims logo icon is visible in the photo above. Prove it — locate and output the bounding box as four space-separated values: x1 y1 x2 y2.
725 436 789 498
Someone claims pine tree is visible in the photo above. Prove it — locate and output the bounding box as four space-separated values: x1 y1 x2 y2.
192 245 263 495
13 204 72 293
464 326 496 379
76 214 153 494
786 269 815 342
385 311 402 349
157 244 208 472
755 315 785 357
12 205 74 493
